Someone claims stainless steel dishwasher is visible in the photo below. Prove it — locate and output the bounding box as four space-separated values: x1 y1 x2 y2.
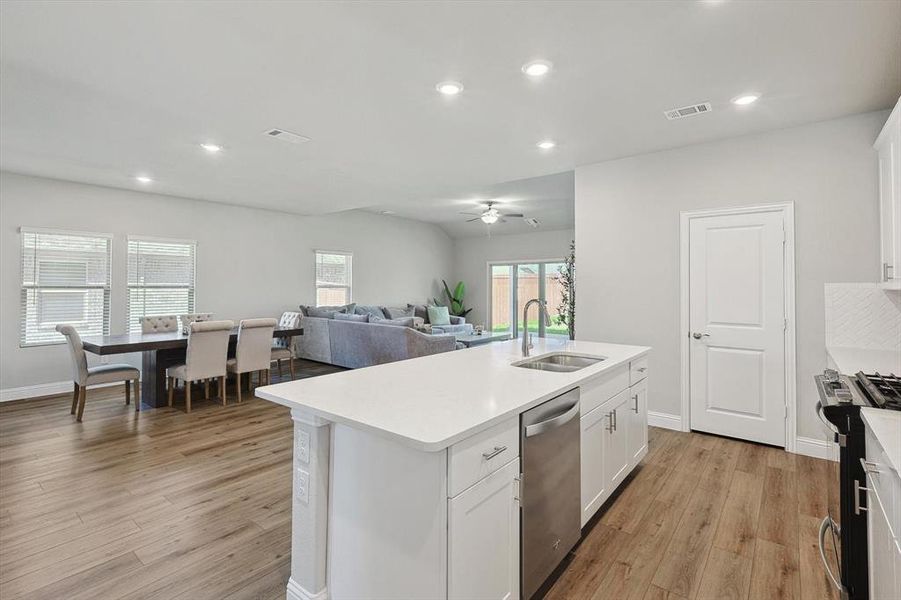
520 387 581 599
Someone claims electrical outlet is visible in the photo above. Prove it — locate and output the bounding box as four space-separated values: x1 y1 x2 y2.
296 468 309 504
297 430 310 464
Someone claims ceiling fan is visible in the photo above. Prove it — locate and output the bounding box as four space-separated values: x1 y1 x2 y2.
460 201 524 225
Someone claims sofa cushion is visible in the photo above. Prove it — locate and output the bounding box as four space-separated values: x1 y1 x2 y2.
382 306 415 320
355 305 387 319
304 307 342 319
427 305 451 326
300 303 355 317
408 303 430 322
335 312 369 323
371 315 416 328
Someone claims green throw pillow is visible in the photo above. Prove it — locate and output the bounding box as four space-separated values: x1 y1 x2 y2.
427 305 451 326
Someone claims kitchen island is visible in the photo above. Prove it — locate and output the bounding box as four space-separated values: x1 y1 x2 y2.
257 337 650 600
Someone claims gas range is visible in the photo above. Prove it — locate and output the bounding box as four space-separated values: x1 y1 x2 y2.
813 368 901 600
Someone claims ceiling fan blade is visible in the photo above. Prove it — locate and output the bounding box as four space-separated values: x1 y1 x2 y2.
501 213 524 218
497 217 508 223
465 217 483 222
459 211 483 216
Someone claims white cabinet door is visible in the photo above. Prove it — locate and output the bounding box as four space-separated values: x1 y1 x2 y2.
448 458 520 600
876 98 901 283
580 404 608 527
605 389 631 490
627 378 648 467
867 480 900 600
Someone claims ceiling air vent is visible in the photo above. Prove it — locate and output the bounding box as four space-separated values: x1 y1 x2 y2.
264 128 312 144
664 102 712 121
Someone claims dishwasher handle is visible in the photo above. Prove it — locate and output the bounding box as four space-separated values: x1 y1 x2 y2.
524 401 579 437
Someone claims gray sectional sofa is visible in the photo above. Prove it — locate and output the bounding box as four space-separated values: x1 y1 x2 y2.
296 303 469 369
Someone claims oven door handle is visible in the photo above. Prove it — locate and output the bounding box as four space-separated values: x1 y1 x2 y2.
818 515 847 598
816 400 847 447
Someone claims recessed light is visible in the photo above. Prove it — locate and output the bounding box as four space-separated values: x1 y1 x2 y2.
536 140 556 150
436 81 464 96
135 175 153 184
200 143 222 153
522 60 552 77
731 94 760 106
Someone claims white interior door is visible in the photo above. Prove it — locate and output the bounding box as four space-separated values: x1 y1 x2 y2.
689 210 786 446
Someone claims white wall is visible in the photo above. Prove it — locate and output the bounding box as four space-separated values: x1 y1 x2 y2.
0 171 453 393
453 229 574 327
575 111 886 441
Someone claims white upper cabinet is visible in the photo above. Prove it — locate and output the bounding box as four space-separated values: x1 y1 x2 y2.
876 96 901 289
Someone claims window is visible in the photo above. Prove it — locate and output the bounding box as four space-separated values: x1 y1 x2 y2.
315 251 352 306
20 228 112 346
489 260 567 339
127 237 196 333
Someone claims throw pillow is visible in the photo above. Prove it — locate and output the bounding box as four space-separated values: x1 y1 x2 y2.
370 315 416 328
355 305 387 319
427 305 451 326
335 312 369 323
382 306 414 320
305 307 340 319
408 304 430 322
299 303 355 317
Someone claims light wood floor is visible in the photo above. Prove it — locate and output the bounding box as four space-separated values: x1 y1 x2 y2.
1 362 838 600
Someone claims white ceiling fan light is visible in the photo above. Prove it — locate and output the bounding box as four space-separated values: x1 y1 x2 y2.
480 208 500 224
522 60 553 77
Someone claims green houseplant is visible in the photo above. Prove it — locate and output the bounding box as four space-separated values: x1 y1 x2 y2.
434 280 473 318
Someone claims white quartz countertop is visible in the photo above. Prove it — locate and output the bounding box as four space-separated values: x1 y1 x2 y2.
256 338 650 452
827 346 901 375
860 408 901 476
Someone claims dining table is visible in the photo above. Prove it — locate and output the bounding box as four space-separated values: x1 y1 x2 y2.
81 325 303 408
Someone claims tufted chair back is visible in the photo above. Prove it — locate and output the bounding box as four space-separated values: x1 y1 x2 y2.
55 324 89 386
141 315 179 334
273 311 302 349
184 320 233 381
179 313 213 334
235 318 277 372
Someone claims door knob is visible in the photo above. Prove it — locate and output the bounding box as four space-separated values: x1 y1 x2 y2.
692 332 710 340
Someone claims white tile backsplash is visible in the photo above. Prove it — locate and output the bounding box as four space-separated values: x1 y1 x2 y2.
825 283 901 350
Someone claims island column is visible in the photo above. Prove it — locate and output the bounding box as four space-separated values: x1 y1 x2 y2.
286 408 331 600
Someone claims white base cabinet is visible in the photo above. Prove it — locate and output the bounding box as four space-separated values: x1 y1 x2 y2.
863 423 901 600
580 359 649 527
448 458 520 600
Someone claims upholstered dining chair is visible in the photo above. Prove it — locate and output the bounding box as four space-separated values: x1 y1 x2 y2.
166 320 233 413
271 311 301 381
55 324 141 422
228 318 277 402
140 315 179 334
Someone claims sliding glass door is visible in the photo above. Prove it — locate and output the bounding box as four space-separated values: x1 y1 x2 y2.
490 261 567 339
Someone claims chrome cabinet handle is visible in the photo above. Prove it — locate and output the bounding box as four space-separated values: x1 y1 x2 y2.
885 262 894 281
613 408 618 432
636 367 647 373
606 412 614 434
482 446 507 461
632 394 639 414
854 479 868 515
818 516 846 594
691 332 710 340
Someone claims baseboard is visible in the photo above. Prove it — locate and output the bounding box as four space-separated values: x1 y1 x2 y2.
286 578 328 600
795 436 837 461
647 411 682 431
0 380 129 403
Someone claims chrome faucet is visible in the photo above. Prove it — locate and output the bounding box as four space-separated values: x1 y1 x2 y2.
522 299 552 357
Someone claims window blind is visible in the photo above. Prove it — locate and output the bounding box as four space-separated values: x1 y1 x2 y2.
315 251 352 306
20 229 112 346
127 238 196 333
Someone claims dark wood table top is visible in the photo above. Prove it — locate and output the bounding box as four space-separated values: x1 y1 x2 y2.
82 326 303 355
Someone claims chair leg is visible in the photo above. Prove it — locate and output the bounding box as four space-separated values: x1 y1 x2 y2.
236 372 242 403
134 378 141 412
186 382 192 413
71 383 80 414
125 380 131 405
204 379 210 400
289 357 295 380
168 377 175 407
278 359 284 381
219 376 226 406
76 386 87 422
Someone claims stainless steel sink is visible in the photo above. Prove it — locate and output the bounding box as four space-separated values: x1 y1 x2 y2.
513 352 605 373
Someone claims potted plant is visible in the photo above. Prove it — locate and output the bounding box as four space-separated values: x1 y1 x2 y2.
556 241 575 340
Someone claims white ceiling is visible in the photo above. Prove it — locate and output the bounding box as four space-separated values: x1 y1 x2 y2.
1 1 899 220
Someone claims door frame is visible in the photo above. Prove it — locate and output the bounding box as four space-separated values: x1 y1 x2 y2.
679 202 797 453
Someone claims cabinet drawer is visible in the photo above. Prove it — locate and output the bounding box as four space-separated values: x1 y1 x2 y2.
866 426 901 540
630 356 649 385
448 417 519 497
581 366 629 415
